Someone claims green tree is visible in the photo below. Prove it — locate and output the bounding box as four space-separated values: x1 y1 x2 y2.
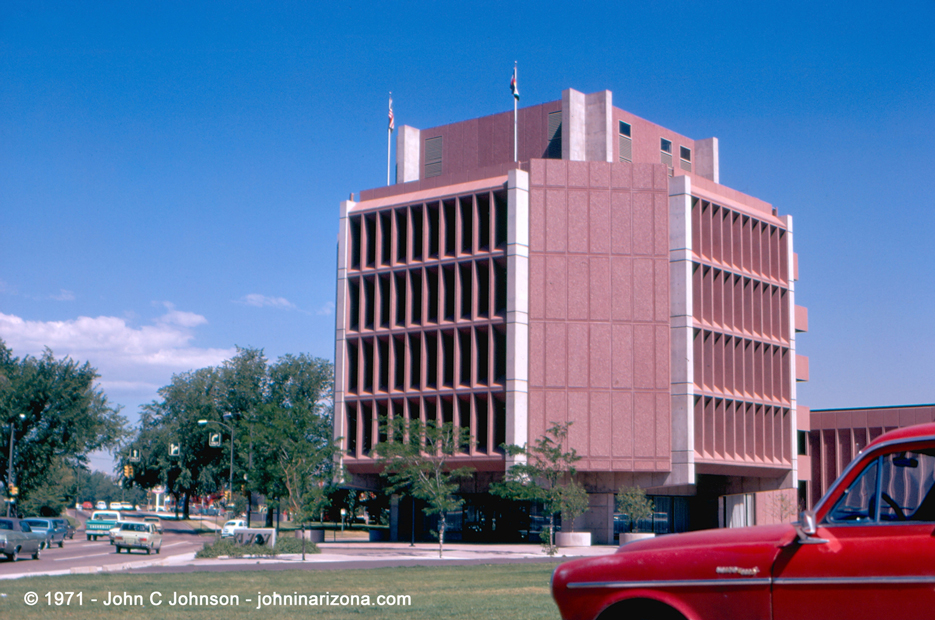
374 416 473 558
491 421 587 555
0 341 127 517
126 366 224 519
246 354 338 525
615 486 654 533
124 348 337 523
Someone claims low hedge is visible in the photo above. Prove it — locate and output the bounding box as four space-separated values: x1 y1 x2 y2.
195 535 320 559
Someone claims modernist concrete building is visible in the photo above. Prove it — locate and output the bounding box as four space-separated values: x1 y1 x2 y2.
334 88 809 543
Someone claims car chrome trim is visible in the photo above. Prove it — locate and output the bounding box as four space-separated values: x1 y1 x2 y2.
566 578 772 589
774 576 935 586
569 574 935 591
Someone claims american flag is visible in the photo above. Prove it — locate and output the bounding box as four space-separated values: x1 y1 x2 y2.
388 94 395 131
510 67 519 101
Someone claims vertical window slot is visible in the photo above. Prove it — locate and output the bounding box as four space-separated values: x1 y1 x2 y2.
477 192 491 251
410 269 423 324
460 263 473 320
349 216 362 270
396 208 408 263
427 267 439 323
443 264 456 322
460 195 474 254
442 330 455 387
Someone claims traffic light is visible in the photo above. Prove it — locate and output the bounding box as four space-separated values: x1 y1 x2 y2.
224 489 231 501
10 486 18 497
123 465 134 478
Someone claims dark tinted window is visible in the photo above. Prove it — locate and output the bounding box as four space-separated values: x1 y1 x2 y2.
661 138 672 154
619 121 631 137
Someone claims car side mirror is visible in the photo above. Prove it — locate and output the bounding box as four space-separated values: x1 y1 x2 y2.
794 510 828 545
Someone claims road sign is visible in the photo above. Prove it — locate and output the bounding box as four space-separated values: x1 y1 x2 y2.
169 443 180 457
209 432 221 447
129 449 140 463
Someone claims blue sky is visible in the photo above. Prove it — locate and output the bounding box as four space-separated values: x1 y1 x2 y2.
2 1 933 470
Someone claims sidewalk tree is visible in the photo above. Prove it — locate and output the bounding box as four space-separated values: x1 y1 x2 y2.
491 421 587 555
615 486 654 533
374 416 473 558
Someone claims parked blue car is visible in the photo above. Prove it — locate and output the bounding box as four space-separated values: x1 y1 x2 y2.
21 518 67 548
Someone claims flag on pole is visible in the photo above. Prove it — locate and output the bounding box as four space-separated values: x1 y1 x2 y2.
388 94 395 131
510 67 519 100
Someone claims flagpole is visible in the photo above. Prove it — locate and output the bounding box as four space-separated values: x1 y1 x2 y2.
513 62 518 163
387 92 393 186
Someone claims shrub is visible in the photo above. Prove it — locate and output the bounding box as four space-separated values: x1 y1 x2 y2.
195 536 319 558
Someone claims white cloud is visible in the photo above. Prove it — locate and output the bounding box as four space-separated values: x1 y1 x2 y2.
0 308 236 415
317 301 335 316
51 289 75 301
240 294 297 310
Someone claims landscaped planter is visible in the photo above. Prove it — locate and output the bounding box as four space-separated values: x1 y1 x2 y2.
555 532 591 547
619 532 655 546
297 528 324 543
369 528 389 542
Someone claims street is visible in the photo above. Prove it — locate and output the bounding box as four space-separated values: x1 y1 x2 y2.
0 511 208 578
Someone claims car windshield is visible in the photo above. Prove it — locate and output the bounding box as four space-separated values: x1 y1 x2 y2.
120 523 148 532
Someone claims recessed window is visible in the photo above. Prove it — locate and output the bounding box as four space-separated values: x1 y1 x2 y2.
425 136 443 178
661 138 672 154
619 121 632 163
680 146 691 162
547 111 562 159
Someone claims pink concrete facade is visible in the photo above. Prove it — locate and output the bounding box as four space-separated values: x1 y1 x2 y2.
526 158 672 473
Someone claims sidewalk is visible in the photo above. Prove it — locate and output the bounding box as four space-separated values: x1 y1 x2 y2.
0 541 618 580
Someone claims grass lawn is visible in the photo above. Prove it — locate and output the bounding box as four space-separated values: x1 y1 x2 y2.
0 563 562 619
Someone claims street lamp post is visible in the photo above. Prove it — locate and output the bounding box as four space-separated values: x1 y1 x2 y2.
198 414 235 517
6 413 26 518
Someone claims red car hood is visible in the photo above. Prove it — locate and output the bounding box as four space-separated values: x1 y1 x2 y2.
617 523 797 556
554 524 798 590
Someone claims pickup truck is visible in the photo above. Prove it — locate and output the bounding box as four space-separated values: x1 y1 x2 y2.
85 511 125 541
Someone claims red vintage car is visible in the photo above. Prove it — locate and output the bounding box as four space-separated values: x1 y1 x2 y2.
551 422 935 620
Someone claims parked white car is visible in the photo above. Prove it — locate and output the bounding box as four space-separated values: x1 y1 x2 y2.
220 519 246 538
113 522 161 554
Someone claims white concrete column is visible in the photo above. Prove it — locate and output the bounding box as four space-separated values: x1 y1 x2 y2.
397 126 421 183
333 199 355 480
562 89 586 162
784 214 798 489
695 138 719 183
668 175 695 487
506 169 530 465
585 90 614 163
